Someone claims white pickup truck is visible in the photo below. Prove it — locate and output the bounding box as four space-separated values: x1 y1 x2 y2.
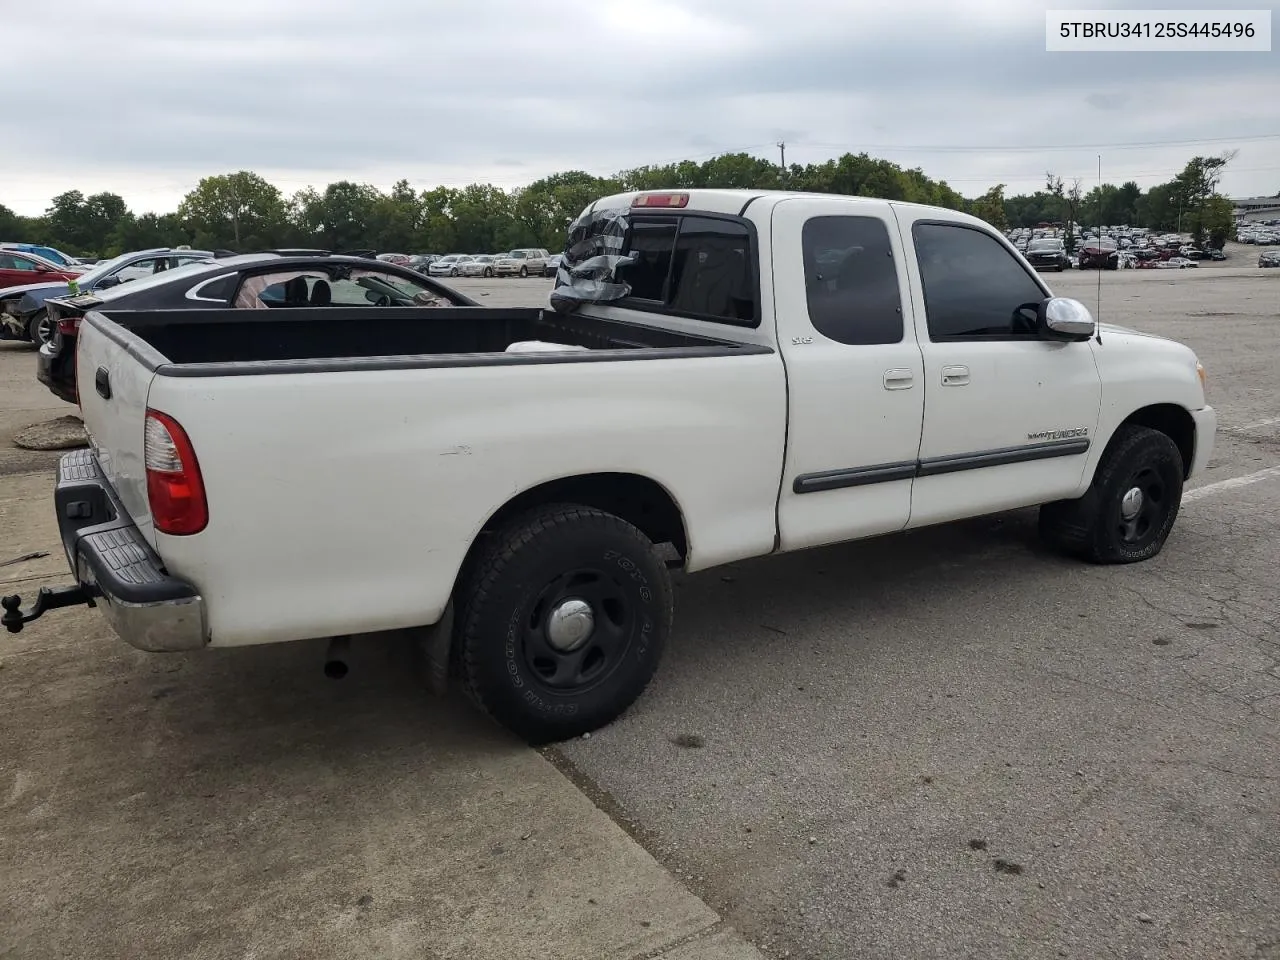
3 189 1216 743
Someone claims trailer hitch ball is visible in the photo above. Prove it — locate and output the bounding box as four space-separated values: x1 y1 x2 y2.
2 585 97 633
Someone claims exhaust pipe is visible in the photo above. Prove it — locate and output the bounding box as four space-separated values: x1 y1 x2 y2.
324 636 350 680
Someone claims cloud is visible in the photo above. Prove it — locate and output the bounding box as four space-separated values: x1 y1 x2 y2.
2 0 1277 215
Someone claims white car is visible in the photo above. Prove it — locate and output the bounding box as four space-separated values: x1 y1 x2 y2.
428 255 472 277
13 188 1215 745
1164 257 1198 269
457 255 497 278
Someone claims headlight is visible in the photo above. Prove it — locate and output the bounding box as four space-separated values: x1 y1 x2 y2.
1196 361 1207 393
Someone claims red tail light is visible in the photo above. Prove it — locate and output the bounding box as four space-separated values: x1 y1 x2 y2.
144 410 208 535
632 192 689 208
58 317 80 336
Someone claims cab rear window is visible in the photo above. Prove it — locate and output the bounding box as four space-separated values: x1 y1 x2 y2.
615 216 757 326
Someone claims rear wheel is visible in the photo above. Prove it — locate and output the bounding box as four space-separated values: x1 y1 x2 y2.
27 309 53 346
450 268 459 277
1039 425 1184 564
484 267 493 278
456 504 673 744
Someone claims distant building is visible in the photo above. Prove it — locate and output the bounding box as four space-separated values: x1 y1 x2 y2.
1232 196 1280 221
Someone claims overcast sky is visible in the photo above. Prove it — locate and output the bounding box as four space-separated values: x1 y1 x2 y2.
3 0 1277 216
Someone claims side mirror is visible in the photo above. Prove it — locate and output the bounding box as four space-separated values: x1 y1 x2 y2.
1037 297 1095 341
97 274 121 289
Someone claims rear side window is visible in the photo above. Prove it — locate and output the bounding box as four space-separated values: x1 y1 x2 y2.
802 216 903 345
617 216 757 324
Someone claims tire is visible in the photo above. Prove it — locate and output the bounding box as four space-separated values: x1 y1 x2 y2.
519 266 528 278
484 268 493 278
27 309 53 347
450 268 459 277
457 503 673 744
1039 425 1184 564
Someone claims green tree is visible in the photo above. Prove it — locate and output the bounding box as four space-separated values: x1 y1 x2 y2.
971 184 1009 230
291 181 382 250
178 171 286 249
0 201 23 240
513 171 622 250
1172 153 1236 244
1046 174 1083 251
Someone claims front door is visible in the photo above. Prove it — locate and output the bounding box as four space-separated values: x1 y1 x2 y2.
773 198 926 551
897 214 1102 529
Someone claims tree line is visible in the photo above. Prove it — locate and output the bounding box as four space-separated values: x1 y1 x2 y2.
0 150 1254 260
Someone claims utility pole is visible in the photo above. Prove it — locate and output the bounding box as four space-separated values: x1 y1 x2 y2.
776 141 786 171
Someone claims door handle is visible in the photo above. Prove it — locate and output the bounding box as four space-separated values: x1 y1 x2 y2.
883 368 914 390
941 365 969 386
94 367 111 399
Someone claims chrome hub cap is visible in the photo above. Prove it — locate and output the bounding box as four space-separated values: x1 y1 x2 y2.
1120 486 1145 520
546 598 595 652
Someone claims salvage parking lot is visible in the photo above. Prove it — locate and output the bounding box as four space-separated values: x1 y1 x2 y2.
2 262 1278 959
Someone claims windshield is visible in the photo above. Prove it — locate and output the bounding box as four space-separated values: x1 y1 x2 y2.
88 259 218 300
473 256 493 263
76 252 140 285
1029 240 1060 251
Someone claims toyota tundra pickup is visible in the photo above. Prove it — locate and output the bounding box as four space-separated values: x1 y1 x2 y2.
2 189 1216 744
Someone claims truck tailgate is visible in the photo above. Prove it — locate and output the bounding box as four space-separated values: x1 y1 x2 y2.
76 315 158 543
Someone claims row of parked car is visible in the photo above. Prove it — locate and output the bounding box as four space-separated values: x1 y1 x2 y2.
0 246 476 406
375 249 562 278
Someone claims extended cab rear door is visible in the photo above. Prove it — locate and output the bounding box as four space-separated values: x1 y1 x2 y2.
894 209 1102 527
76 313 159 542
772 197 926 551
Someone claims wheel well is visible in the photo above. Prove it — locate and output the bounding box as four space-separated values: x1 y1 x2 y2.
1117 404 1196 478
477 473 688 558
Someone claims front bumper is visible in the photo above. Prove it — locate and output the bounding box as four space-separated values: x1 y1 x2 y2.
1189 406 1217 481
2 450 208 651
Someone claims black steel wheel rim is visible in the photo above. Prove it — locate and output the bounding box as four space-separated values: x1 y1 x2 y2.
1116 466 1168 544
521 567 634 694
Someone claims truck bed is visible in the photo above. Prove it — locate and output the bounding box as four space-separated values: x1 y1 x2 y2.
92 306 761 371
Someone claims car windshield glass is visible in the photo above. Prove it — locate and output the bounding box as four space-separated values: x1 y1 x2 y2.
89 259 218 300
1028 240 1059 251
77 252 143 285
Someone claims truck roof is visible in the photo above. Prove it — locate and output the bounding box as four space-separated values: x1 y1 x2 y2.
588 188 988 229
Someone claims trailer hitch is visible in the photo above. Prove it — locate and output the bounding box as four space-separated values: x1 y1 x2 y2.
2 585 97 634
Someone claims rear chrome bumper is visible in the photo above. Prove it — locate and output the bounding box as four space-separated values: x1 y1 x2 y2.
55 449 208 652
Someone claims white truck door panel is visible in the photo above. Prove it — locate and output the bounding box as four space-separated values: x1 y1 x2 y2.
895 213 1102 527
772 198 926 551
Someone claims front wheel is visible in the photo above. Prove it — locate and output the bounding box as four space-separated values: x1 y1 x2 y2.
519 266 528 278
1039 425 1184 564
457 504 673 744
484 268 493 278
450 268 459 277
27 309 53 346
